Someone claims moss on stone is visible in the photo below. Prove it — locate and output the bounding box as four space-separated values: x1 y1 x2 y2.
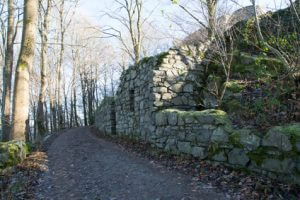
247 148 267 166
223 99 247 114
277 123 300 138
228 51 285 80
139 56 154 66
0 140 27 170
270 123 300 153
156 52 169 66
25 143 33 155
229 131 243 148
247 144 298 168
161 109 233 132
207 142 221 157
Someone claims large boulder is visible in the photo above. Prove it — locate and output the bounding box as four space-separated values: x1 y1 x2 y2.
0 140 28 170
262 123 300 152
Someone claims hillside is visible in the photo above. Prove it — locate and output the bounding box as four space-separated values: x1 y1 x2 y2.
200 2 300 131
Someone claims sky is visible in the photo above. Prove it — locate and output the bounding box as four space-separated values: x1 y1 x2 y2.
77 0 290 31
78 0 290 19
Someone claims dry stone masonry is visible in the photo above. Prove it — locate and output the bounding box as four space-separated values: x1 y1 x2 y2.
95 46 300 185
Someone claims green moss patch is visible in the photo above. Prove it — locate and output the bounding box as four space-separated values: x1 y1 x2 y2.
229 131 243 148
278 123 300 153
161 109 233 133
162 109 229 123
276 123 300 138
0 140 27 170
247 148 270 166
225 80 246 93
230 52 285 79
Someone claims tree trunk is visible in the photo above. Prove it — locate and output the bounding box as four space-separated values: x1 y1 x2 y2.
11 0 38 141
32 102 37 141
48 78 56 132
37 0 51 144
80 73 88 126
70 92 73 128
57 0 65 130
64 94 69 128
88 86 94 125
2 0 15 141
206 0 217 39
73 88 79 127
44 101 49 132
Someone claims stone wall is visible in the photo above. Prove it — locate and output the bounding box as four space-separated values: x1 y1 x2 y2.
95 46 300 185
96 106 300 184
95 97 116 135
152 109 300 185
112 46 207 140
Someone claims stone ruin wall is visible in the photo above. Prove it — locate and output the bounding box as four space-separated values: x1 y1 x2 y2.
112 46 205 141
95 46 300 185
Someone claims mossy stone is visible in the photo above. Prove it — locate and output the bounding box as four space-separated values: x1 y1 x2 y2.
228 148 250 166
262 126 293 152
0 140 27 170
260 158 295 174
229 129 261 151
211 150 227 162
263 123 300 152
160 109 233 130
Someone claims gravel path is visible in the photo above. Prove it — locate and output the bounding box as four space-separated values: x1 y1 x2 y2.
35 127 228 200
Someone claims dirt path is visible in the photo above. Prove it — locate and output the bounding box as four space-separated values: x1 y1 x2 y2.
34 127 228 200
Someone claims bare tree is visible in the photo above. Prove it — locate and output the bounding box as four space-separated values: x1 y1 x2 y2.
1 0 14 141
0 0 7 63
171 0 236 108
52 0 79 130
171 0 219 41
251 0 300 84
101 0 147 64
11 0 38 141
36 0 52 145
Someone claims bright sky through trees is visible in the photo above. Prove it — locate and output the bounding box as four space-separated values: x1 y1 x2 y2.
78 0 290 44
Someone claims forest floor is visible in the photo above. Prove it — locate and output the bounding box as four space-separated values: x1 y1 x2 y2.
33 127 227 200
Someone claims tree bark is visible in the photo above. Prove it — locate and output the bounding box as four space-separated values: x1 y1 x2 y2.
11 0 38 141
57 0 65 130
44 101 49 132
70 92 73 127
73 88 79 127
37 0 51 144
206 0 217 39
80 72 88 126
251 0 291 70
2 0 15 141
48 76 56 132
